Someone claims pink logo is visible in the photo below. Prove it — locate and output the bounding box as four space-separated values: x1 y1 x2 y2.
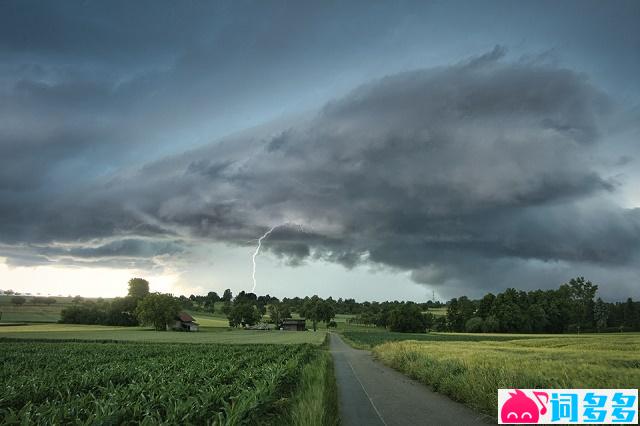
501 389 548 423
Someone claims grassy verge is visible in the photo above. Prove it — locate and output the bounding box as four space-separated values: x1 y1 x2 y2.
373 334 640 417
287 350 340 426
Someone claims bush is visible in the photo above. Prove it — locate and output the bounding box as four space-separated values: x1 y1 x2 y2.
388 303 429 333
482 315 500 333
10 296 26 306
465 317 484 333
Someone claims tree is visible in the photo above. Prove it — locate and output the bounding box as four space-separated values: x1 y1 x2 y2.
527 303 549 333
268 301 291 326
301 296 335 331
221 300 232 315
465 316 484 333
11 296 26 306
477 293 496 319
228 303 261 328
221 289 233 302
563 276 597 330
594 298 609 332
388 302 429 333
60 302 106 324
106 296 139 326
623 298 639 330
135 293 180 331
204 291 220 311
446 296 475 332
128 278 150 300
482 315 500 332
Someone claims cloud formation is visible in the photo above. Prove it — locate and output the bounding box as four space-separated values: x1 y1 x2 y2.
3 48 637 298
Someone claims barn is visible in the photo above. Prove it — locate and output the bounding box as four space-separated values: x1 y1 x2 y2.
170 312 199 332
281 319 306 331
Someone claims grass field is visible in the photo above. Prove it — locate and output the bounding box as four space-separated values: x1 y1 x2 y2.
0 340 334 424
0 302 66 323
341 329 543 348
426 307 447 316
184 309 230 327
0 323 328 345
373 333 640 418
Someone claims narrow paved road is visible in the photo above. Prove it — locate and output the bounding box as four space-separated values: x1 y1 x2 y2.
329 333 491 426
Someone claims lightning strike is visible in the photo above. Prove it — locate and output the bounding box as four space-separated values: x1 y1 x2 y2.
250 222 306 293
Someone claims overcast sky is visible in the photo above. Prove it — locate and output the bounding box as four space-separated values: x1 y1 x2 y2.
1 1 639 301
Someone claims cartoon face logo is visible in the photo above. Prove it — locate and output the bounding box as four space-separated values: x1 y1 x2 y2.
501 389 548 424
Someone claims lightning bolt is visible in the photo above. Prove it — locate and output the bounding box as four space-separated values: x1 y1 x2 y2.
251 225 278 293
250 222 306 293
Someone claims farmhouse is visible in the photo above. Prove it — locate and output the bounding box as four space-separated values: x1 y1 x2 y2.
170 312 199 332
281 319 306 331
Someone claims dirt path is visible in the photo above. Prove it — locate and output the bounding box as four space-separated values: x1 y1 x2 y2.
329 333 492 425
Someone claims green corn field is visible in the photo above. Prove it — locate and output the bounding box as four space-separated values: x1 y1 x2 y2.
0 341 316 425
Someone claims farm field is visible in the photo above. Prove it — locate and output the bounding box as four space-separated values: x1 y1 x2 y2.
0 323 327 345
184 309 230 327
373 333 640 418
426 307 447 316
341 329 547 348
0 302 66 323
0 341 325 424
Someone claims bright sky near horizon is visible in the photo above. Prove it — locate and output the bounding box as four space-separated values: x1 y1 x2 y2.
1 1 639 301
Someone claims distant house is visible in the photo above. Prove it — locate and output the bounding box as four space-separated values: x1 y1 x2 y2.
281 319 306 331
170 312 199 332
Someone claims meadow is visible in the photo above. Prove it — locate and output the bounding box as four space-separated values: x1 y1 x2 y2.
0 323 327 345
0 341 335 425
0 296 68 323
372 333 640 418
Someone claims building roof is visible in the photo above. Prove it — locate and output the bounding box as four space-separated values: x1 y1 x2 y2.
282 319 306 325
178 312 195 322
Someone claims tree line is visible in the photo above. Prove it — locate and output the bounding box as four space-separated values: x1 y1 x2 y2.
347 277 640 333
56 276 640 333
443 277 640 333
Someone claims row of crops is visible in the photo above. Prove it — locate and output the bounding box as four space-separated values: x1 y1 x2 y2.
0 341 316 424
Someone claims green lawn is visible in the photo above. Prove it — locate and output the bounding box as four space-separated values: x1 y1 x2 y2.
0 323 327 344
373 333 640 418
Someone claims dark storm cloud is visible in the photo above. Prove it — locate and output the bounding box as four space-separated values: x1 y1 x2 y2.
1 0 639 299
4 49 632 298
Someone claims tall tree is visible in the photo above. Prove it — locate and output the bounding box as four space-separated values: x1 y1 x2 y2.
593 297 609 332
623 298 638 330
128 278 150 300
221 289 233 302
563 277 598 330
204 291 220 311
